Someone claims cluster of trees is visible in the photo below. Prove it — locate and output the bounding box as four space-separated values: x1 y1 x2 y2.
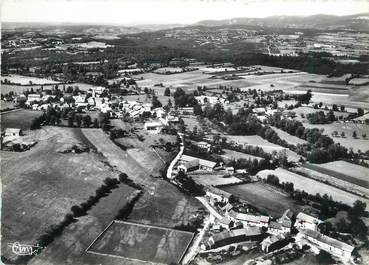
173 88 197 107
30 107 62 129
175 171 205 196
30 106 110 130
319 201 368 241
268 113 350 163
307 110 336 124
228 157 277 175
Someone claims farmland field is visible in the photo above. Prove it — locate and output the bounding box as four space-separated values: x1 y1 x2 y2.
87 221 194 264
221 182 304 216
257 168 369 209
309 161 369 188
1 126 123 260
1 74 59 85
1 109 43 131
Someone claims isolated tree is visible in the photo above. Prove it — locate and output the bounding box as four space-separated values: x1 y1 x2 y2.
340 105 345 112
82 115 92 128
341 131 345 138
352 131 357 138
164 87 170 97
93 118 99 128
357 108 364 117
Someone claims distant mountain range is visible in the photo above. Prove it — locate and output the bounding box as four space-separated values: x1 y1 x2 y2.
194 13 369 31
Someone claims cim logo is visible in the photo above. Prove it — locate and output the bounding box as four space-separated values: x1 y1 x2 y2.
8 242 44 256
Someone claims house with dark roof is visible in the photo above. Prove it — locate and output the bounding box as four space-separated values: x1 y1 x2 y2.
206 227 266 249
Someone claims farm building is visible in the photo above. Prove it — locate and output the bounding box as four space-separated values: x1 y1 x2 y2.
178 160 199 173
4 128 21 138
180 154 217 171
193 141 212 152
297 229 355 261
144 121 164 134
26 94 41 105
261 235 292 253
228 210 270 228
206 227 265 249
268 209 293 235
294 212 322 231
205 186 233 203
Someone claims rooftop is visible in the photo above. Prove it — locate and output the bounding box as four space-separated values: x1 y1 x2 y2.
302 229 354 253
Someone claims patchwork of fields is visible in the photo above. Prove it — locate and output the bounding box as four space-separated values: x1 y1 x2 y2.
257 167 369 209
87 221 194 264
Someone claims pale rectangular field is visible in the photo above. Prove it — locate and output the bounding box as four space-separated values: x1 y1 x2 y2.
87 221 194 265
221 182 304 216
316 161 369 185
190 173 243 186
257 168 369 209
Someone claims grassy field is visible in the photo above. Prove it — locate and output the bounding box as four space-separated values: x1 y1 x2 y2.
257 168 369 209
1 109 43 131
303 122 369 152
221 182 304 216
309 161 369 188
88 221 194 264
1 74 59 85
28 186 139 265
1 126 123 260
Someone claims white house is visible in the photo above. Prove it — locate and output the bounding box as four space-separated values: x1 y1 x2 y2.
228 210 270 228
180 154 217 171
26 94 41 105
144 121 164 134
194 141 212 152
4 128 21 138
205 186 233 203
294 212 322 231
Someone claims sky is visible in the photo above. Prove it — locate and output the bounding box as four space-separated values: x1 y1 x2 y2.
1 0 368 25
